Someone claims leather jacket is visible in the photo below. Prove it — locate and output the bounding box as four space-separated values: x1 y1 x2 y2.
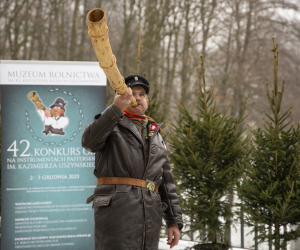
82 105 183 250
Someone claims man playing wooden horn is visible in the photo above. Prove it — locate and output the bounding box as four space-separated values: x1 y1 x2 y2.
82 74 183 250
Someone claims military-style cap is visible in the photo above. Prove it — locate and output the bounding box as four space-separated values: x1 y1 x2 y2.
50 98 67 110
124 74 150 94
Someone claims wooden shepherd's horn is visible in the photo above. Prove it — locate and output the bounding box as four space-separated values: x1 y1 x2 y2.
87 8 137 107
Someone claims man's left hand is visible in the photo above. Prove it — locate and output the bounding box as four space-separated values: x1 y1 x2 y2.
167 224 180 249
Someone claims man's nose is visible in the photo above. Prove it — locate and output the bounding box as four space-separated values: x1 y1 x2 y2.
134 93 140 100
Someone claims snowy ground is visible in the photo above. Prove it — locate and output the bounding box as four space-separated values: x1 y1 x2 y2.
158 238 252 250
159 238 197 250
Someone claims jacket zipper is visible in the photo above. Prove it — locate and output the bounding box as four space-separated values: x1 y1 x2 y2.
140 122 146 166
118 122 147 249
141 121 144 138
119 121 161 250
142 124 163 249
142 188 146 250
141 124 162 249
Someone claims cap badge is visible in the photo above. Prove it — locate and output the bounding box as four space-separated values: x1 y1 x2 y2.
135 76 138 81
150 124 157 131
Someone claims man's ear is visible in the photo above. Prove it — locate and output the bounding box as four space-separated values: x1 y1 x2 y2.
61 109 65 114
147 99 149 105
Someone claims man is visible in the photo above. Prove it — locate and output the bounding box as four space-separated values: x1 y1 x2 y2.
82 75 183 250
37 97 69 136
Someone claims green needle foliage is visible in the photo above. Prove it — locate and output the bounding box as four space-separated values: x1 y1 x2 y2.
237 38 300 250
168 55 250 248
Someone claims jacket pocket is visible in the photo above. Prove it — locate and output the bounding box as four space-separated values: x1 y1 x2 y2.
161 202 168 212
92 195 113 209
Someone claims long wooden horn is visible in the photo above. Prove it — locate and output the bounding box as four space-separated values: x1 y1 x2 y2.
87 8 137 107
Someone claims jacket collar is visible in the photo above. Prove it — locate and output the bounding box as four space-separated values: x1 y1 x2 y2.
119 116 143 143
119 116 163 143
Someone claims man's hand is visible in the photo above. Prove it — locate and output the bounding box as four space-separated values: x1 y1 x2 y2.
113 88 133 112
167 224 180 249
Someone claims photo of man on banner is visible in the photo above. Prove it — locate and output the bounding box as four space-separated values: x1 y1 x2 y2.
28 91 69 136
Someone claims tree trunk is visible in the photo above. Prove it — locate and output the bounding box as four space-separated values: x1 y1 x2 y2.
69 0 80 60
275 222 280 250
78 0 88 61
181 0 191 103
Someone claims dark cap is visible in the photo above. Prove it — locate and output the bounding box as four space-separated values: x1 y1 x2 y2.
50 98 67 110
124 74 150 94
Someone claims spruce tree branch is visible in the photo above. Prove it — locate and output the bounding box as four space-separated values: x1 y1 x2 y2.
280 182 294 221
277 79 285 114
278 107 292 124
263 111 275 123
288 155 297 178
279 118 293 131
266 82 272 103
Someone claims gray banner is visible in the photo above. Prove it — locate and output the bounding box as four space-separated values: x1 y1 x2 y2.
1 61 106 250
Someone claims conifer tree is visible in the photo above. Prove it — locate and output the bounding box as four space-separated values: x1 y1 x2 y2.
168 56 249 249
237 38 300 250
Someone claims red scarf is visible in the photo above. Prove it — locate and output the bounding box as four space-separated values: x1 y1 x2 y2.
124 109 161 132
124 109 145 121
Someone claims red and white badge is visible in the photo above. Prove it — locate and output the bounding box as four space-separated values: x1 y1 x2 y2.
150 123 157 131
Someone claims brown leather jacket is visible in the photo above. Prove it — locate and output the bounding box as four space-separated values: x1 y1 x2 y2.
82 105 183 250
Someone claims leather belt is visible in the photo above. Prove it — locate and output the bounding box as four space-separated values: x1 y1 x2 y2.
97 177 159 193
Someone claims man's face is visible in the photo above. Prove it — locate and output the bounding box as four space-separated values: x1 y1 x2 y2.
126 85 149 115
50 106 65 117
